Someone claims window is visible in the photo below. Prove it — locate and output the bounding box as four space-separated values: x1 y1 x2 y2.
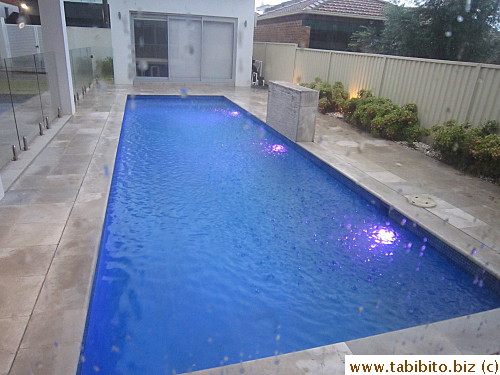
134 19 169 77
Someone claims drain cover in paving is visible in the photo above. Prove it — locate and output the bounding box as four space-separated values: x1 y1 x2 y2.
407 194 437 208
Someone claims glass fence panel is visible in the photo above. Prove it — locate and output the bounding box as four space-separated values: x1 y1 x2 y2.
70 47 95 101
85 47 94 86
92 47 114 81
35 52 58 121
0 61 21 170
69 48 78 101
4 55 44 145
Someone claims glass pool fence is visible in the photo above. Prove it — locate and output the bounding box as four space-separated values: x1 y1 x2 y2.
0 47 105 172
0 51 59 171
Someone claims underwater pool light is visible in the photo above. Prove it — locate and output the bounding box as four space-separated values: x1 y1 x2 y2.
371 228 397 245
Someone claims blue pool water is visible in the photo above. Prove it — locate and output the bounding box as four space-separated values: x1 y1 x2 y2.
79 96 500 374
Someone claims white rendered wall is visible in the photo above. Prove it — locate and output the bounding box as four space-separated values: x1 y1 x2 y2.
38 0 75 115
66 26 112 64
66 27 112 50
109 0 254 86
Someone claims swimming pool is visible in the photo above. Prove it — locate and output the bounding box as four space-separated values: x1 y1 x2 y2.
78 95 500 374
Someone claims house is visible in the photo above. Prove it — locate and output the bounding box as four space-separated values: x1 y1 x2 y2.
1 0 110 28
0 0 18 19
254 0 386 50
0 0 254 85
109 0 255 86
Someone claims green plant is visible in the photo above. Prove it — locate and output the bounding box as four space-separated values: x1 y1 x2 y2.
344 95 425 143
330 81 349 112
470 135 500 180
318 97 335 114
300 79 348 113
431 120 500 181
402 103 418 113
302 80 427 143
431 120 474 168
357 89 374 98
96 57 114 78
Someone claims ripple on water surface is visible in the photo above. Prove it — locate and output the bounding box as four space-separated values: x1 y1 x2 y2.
79 97 500 375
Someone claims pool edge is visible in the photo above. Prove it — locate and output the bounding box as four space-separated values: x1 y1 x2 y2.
183 307 500 375
32 87 500 375
82 94 500 374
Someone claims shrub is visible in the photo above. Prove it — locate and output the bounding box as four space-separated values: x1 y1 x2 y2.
302 83 427 143
318 97 336 114
371 106 421 141
431 120 499 181
358 89 373 98
470 135 500 180
431 120 476 168
331 82 349 112
344 92 426 143
96 57 114 79
300 79 348 113
347 97 394 130
402 103 418 113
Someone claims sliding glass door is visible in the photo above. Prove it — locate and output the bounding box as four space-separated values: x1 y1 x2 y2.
168 18 202 80
132 13 236 83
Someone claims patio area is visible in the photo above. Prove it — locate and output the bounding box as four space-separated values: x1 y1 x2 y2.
0 82 499 375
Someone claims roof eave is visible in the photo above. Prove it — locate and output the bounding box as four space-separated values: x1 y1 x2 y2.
258 11 304 21
258 10 386 22
304 10 386 21
1 0 20 7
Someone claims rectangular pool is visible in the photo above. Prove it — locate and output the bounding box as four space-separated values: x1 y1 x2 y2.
78 96 500 374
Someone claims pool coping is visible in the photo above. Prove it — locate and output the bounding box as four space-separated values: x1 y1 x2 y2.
3 84 499 375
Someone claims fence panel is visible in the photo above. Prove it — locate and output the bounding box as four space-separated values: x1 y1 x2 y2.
0 51 60 171
252 42 267 62
293 48 330 84
328 52 386 97
5 24 40 57
467 66 500 126
0 63 21 169
259 42 296 83
380 58 481 127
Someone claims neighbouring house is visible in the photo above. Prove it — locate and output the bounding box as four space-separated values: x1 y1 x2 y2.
109 0 255 86
254 0 386 50
0 0 17 19
0 0 111 61
1 0 110 28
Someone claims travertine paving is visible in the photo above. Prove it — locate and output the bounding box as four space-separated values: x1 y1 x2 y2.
0 83 498 375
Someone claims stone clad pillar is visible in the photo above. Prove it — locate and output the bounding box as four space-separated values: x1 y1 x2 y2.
39 0 75 115
266 81 319 142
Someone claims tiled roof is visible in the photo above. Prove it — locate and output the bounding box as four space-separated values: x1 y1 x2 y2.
258 0 387 20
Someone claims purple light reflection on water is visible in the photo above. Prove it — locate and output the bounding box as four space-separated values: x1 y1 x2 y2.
370 227 398 245
268 144 287 153
367 227 398 257
341 224 400 259
258 139 288 155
